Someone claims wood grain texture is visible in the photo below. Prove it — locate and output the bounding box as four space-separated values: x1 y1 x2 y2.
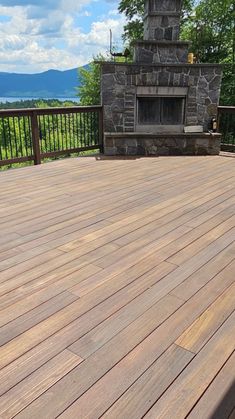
64 344 194 419
187 352 235 419
144 312 235 419
0 155 234 419
0 350 83 418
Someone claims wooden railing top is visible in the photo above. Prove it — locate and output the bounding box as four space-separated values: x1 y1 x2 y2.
0 105 103 118
218 106 235 114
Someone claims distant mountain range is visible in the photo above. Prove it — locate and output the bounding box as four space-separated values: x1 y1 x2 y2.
0 66 88 98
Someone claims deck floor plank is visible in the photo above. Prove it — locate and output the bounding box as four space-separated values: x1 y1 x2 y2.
0 155 234 419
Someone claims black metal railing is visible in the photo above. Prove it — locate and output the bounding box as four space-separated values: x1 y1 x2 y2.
218 106 235 152
0 106 103 167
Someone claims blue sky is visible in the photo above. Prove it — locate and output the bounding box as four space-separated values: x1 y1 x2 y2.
0 0 126 73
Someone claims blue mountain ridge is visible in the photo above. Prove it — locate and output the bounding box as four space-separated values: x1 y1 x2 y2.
0 66 89 98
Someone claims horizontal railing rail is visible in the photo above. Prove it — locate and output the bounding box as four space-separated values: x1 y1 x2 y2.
218 106 235 152
0 106 103 167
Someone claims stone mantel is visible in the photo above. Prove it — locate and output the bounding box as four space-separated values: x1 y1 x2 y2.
100 62 223 69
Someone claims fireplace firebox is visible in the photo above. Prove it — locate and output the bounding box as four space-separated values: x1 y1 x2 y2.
137 96 185 130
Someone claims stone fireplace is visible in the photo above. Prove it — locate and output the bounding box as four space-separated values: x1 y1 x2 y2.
101 0 222 156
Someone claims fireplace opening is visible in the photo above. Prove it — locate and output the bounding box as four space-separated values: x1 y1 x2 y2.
138 96 185 126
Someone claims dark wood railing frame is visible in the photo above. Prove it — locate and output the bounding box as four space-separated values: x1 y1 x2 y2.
0 106 103 167
217 106 235 128
217 106 235 152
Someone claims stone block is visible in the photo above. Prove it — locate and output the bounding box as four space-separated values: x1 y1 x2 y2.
184 145 196 155
187 104 197 113
131 75 137 85
169 147 184 155
115 72 126 85
165 138 177 147
136 48 154 63
114 138 125 147
173 73 181 86
105 147 117 156
115 85 125 98
188 86 197 97
161 16 169 27
196 138 209 147
103 106 116 132
102 64 116 74
105 137 114 147
215 67 223 75
197 147 209 155
209 76 222 91
165 27 173 40
154 27 164 40
113 113 123 126
201 67 215 76
102 90 116 106
125 139 138 147
124 101 135 109
209 89 221 103
189 68 200 77
116 146 127 155
175 138 187 148
156 147 169 156
186 116 198 125
176 49 188 63
124 127 134 132
137 145 146 155
205 73 215 82
198 78 208 89
198 87 208 99
188 76 195 86
127 147 138 155
111 99 124 111
102 74 115 90
158 71 170 86
116 126 124 132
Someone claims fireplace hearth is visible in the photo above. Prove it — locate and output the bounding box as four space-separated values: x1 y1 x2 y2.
101 0 222 156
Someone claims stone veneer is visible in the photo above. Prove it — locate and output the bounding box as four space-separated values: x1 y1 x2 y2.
144 0 182 41
134 41 190 64
102 63 223 133
101 0 223 156
104 133 221 156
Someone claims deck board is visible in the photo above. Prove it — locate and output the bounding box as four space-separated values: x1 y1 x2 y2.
0 155 234 419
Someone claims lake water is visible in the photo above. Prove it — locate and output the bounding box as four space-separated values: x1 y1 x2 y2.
0 97 80 103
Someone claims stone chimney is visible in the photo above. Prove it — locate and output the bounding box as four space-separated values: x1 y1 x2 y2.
144 0 182 41
134 0 189 64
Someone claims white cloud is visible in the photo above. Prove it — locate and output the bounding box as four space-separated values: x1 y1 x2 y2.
0 0 125 73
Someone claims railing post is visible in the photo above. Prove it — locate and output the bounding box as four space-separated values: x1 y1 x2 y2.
217 107 221 133
99 107 104 153
31 111 41 165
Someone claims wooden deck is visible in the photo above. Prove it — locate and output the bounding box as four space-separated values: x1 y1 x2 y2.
0 155 234 419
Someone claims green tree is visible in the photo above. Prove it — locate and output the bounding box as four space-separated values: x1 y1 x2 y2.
181 0 234 63
77 60 102 106
181 0 235 104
